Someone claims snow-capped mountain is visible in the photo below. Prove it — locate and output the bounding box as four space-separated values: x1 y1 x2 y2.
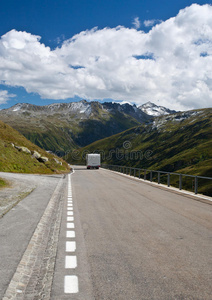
0 99 179 156
139 101 176 116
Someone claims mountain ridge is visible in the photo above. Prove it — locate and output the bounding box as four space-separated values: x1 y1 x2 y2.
0 100 155 155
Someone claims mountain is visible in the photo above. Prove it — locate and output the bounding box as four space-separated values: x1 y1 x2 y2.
139 101 177 116
0 100 151 156
0 120 69 174
66 108 212 196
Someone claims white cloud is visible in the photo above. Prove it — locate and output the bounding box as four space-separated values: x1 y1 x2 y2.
0 4 212 110
0 90 15 104
144 19 162 27
132 17 141 29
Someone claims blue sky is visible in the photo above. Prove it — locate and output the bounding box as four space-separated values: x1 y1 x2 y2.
0 0 212 110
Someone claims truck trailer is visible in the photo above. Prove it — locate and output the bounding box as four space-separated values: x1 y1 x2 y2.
86 154 101 169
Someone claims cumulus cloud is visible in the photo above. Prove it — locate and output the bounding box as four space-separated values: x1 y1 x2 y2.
0 90 15 104
132 17 141 29
0 4 212 110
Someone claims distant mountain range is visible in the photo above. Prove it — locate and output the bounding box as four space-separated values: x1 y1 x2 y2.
0 100 175 155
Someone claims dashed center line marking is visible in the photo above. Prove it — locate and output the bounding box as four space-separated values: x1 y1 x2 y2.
66 230 75 238
66 241 76 252
67 223 75 229
64 275 79 294
65 172 78 294
65 256 77 269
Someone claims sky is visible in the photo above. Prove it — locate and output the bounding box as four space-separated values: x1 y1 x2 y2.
0 0 212 111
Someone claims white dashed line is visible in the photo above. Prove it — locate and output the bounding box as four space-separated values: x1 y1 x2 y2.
66 241 76 252
66 230 75 238
64 172 78 294
64 276 79 293
67 223 75 229
67 211 73 216
65 255 77 269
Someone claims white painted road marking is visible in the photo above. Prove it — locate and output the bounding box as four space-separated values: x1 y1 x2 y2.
64 276 79 293
64 172 78 294
67 223 75 229
66 230 75 238
65 256 77 269
66 241 76 252
67 211 73 216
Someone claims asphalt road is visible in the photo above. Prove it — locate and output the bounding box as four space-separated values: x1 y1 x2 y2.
0 172 64 299
0 168 212 299
52 166 212 300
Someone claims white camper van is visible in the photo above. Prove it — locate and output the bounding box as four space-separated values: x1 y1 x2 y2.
86 154 101 169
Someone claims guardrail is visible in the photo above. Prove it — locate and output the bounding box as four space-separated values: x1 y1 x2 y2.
101 164 212 195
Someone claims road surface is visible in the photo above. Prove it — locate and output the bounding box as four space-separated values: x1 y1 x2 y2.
0 168 212 299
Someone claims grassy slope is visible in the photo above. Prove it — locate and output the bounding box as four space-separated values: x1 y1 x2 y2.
66 108 212 195
0 120 70 174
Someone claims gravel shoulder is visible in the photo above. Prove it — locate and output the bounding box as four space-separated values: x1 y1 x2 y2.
0 172 36 218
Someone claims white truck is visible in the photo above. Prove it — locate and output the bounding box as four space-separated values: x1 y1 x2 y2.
86 154 101 169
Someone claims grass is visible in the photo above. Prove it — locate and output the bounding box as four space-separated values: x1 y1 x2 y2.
0 120 70 174
0 177 9 189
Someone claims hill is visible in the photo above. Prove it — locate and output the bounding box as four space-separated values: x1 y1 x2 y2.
0 100 152 156
0 120 70 174
66 108 212 196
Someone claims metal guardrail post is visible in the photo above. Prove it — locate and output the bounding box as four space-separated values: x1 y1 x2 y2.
144 170 146 180
130 167 131 176
167 173 170 187
195 176 198 194
158 172 160 184
179 174 182 190
150 171 153 182
134 168 136 177
139 169 141 179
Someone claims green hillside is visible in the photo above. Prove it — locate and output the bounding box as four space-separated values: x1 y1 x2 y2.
0 101 148 156
0 120 70 174
66 108 212 196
